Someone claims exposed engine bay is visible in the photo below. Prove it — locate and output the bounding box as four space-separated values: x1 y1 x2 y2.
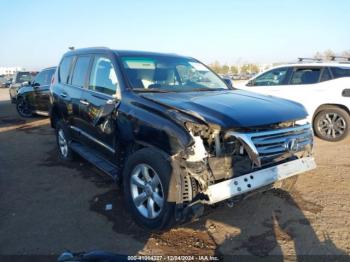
178 120 314 204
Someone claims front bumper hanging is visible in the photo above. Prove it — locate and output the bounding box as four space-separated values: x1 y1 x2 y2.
205 157 316 204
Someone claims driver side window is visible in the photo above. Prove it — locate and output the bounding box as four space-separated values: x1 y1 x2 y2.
252 67 289 86
33 71 47 86
89 57 119 96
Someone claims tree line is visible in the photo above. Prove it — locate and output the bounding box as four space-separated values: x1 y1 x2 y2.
208 49 350 75
208 61 260 75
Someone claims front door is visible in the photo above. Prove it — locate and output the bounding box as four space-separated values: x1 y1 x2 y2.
242 67 291 97
33 68 56 112
79 55 120 158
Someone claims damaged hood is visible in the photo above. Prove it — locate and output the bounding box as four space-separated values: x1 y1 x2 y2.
140 89 308 128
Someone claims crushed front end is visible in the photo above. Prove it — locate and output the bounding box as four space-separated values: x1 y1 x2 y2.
179 120 316 208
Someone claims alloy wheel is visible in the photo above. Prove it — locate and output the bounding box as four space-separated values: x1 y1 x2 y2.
317 112 347 139
17 99 32 117
130 164 164 219
58 129 69 157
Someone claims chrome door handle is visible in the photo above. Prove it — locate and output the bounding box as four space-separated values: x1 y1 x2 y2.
80 100 90 106
60 92 67 98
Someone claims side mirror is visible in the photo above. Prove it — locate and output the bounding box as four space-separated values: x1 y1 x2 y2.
33 82 40 88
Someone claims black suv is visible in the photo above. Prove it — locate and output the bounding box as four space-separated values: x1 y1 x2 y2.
16 67 56 117
50 48 315 230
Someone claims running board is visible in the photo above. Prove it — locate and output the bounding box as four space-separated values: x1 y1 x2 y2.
70 142 120 181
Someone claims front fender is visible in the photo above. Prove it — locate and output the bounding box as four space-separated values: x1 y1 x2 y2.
116 98 193 156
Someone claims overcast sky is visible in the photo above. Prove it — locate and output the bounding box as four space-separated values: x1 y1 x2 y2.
0 0 349 70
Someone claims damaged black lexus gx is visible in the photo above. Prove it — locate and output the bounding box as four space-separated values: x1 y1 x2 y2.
50 47 316 230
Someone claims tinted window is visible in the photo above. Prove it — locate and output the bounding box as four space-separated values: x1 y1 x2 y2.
59 56 73 84
71 56 91 87
290 68 320 85
320 68 331 82
33 71 48 86
252 67 288 86
330 67 350 79
46 69 56 85
89 57 118 95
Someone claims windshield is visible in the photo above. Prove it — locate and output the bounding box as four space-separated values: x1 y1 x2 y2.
120 55 228 92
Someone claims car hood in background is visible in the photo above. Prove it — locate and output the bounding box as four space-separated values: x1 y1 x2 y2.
141 89 308 129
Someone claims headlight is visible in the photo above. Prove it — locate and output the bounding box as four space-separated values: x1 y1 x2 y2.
295 119 309 126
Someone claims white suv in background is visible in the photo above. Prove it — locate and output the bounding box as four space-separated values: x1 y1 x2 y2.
236 59 350 141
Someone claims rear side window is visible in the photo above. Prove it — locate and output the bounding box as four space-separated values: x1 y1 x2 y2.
290 68 320 85
59 56 74 84
34 71 49 86
330 67 350 79
71 56 91 87
46 69 56 84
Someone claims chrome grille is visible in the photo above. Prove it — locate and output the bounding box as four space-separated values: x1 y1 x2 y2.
225 124 314 167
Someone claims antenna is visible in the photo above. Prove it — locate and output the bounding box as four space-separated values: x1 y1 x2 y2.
68 46 75 51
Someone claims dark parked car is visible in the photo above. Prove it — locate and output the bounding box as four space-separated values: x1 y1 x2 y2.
0 76 8 88
9 71 34 102
50 48 315 230
16 67 56 117
3 78 13 88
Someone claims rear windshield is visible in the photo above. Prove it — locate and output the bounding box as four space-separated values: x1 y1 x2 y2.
120 55 228 92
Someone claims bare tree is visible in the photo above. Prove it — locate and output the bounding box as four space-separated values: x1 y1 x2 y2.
323 49 336 61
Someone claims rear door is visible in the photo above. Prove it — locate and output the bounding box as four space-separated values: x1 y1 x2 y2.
56 55 88 141
79 55 120 157
66 55 93 141
283 67 323 115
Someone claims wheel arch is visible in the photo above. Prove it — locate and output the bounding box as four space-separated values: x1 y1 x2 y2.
121 141 184 205
312 103 350 122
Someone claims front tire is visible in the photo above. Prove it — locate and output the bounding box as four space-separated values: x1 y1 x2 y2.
123 148 175 230
16 97 33 118
313 107 350 142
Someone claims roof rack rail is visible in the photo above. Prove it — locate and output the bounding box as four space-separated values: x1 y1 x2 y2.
297 57 322 62
330 56 350 62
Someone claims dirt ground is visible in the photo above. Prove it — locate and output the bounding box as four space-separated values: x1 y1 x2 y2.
0 88 349 260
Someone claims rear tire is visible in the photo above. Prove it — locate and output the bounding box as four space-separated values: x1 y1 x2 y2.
313 107 350 142
123 148 175 231
55 120 74 161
